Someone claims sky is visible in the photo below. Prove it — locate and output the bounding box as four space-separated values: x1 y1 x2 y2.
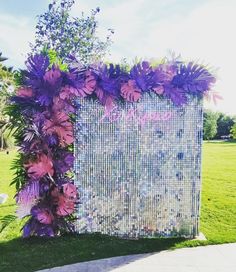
0 0 235 115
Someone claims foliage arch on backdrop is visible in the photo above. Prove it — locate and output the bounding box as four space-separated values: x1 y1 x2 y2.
6 51 216 237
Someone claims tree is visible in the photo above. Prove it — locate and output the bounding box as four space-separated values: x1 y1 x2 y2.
216 113 235 139
0 52 14 149
203 110 218 140
32 0 113 65
230 123 236 139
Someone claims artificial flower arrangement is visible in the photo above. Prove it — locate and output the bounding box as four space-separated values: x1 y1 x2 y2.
7 53 215 237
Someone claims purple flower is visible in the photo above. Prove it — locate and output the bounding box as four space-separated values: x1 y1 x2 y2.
171 62 216 95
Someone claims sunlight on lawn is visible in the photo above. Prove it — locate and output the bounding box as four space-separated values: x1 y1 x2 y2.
0 142 235 271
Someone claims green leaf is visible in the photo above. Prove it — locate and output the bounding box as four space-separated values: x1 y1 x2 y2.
0 214 17 233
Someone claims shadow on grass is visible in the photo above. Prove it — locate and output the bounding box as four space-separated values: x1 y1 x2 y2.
0 233 188 272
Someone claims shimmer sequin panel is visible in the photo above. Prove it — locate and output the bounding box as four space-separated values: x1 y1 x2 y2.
74 94 203 238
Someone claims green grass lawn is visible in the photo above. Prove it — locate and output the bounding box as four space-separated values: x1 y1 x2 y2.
0 142 236 272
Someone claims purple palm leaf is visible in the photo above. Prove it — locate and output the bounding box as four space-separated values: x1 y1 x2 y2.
24 54 50 88
163 85 187 106
121 80 142 102
26 54 50 79
54 151 74 175
130 61 156 91
16 180 40 218
37 67 63 106
97 63 128 98
154 63 177 85
23 218 54 237
171 62 216 95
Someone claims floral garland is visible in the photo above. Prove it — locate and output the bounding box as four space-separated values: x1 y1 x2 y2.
9 54 215 237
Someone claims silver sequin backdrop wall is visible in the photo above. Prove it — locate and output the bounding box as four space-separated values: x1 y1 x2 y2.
74 94 203 238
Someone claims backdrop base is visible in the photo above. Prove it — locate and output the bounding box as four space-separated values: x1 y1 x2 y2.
194 232 207 241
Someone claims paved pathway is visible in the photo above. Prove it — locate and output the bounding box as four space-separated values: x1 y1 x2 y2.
37 243 236 272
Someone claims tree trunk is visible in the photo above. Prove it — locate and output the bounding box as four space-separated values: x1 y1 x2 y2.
0 128 4 150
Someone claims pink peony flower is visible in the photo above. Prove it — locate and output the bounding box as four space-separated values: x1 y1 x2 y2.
121 80 142 102
25 154 54 179
17 87 33 98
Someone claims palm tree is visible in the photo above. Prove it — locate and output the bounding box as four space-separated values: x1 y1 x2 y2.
0 52 14 150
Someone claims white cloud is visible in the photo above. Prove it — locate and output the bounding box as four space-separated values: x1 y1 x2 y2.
0 13 34 67
0 0 235 114
74 0 236 114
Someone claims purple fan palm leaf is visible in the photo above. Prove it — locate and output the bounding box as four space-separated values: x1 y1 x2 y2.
171 62 216 95
96 63 128 98
24 54 50 88
16 180 40 218
130 61 156 91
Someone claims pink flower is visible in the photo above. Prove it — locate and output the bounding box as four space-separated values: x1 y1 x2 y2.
43 112 74 147
36 209 54 225
62 183 77 200
17 87 33 97
25 154 54 179
153 85 164 95
121 80 142 102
